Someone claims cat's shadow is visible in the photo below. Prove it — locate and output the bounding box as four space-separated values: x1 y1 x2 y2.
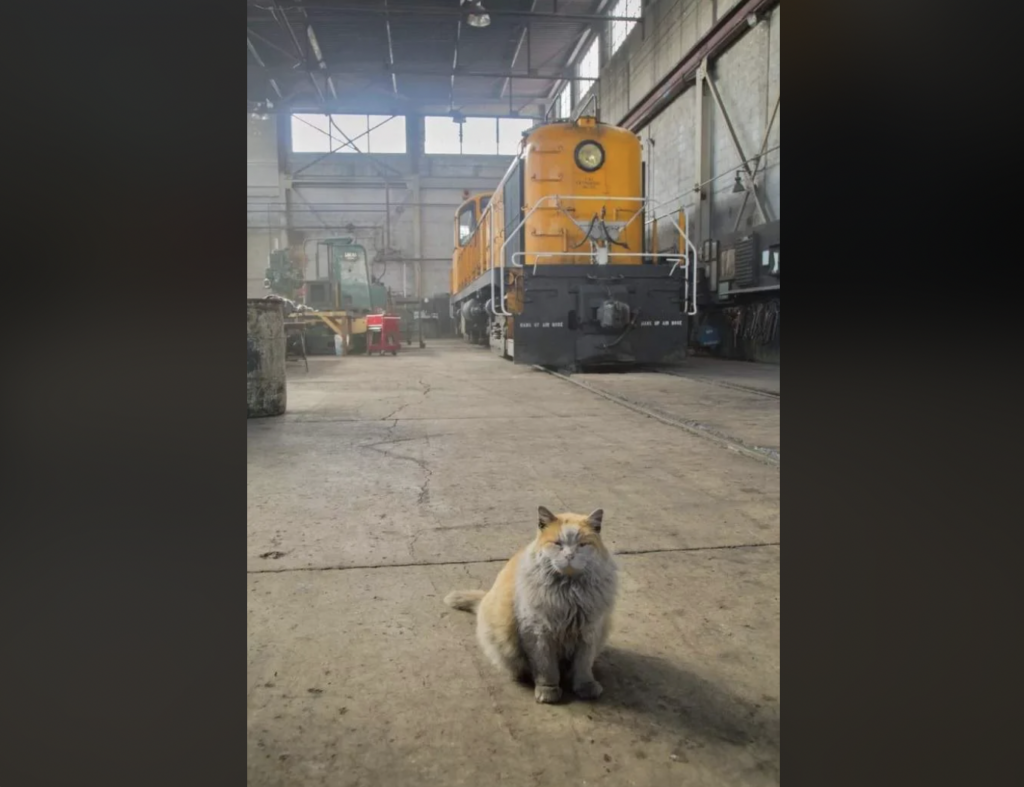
581 647 780 753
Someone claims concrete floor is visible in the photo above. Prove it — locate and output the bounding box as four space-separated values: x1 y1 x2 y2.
248 340 780 786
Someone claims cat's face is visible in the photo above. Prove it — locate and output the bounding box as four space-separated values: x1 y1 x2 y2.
535 507 609 577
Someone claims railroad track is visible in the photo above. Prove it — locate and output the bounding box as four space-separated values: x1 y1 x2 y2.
534 366 780 469
652 367 780 399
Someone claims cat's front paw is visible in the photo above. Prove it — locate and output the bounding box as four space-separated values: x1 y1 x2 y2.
573 680 603 700
534 684 562 704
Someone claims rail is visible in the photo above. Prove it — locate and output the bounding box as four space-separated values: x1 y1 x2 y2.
493 196 697 317
495 194 649 316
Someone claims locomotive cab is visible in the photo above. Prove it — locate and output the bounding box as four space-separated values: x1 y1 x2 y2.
451 192 493 344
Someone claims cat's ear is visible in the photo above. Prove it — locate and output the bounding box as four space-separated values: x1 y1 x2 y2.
538 506 557 528
586 509 604 532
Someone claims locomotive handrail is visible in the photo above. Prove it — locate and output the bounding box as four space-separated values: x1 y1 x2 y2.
496 194 651 315
510 247 697 317
514 250 685 271
496 194 690 317
665 207 699 316
572 93 598 124
486 195 698 318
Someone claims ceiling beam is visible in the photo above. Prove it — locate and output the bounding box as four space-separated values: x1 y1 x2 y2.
383 0 398 95
500 0 541 100
246 27 301 64
271 0 326 104
247 6 641 24
247 36 283 99
250 65 592 82
449 19 461 112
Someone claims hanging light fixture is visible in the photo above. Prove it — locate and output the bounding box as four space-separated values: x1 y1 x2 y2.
249 99 274 121
732 172 746 193
462 0 491 28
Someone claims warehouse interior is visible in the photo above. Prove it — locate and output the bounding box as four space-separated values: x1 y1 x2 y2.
248 1 780 784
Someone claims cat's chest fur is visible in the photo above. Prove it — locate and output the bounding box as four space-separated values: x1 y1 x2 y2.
514 566 616 643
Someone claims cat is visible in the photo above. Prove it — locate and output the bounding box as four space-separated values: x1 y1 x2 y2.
444 506 617 703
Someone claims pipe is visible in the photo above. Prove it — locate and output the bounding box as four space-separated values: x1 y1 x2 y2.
412 175 423 298
384 182 390 249
249 7 642 23
645 133 654 251
619 0 778 132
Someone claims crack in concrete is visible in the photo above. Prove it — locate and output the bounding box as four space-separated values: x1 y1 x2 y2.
246 542 781 574
380 403 411 421
356 428 435 508
417 430 433 505
376 378 433 422
417 475 431 505
359 442 431 474
361 434 452 450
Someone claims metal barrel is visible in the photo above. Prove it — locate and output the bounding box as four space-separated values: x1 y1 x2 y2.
247 299 287 418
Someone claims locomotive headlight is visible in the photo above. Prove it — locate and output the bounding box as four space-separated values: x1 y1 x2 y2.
574 141 605 172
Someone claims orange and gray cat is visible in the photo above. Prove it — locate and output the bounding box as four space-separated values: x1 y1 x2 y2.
445 506 617 703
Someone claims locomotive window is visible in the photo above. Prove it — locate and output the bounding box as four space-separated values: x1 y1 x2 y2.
458 206 476 245
480 197 490 212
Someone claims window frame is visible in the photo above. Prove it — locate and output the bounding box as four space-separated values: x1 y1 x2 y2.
289 113 406 154
425 115 534 156
576 37 601 100
609 0 641 57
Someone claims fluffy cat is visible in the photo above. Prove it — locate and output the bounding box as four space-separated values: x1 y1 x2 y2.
444 506 617 703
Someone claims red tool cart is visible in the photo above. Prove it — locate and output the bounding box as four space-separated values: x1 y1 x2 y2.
366 313 401 356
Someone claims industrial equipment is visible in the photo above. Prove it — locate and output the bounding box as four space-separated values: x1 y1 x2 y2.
307 238 389 314
264 248 305 301
691 220 780 362
366 314 401 356
449 114 695 371
264 238 395 355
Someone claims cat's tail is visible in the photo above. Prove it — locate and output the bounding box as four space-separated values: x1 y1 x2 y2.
444 589 485 613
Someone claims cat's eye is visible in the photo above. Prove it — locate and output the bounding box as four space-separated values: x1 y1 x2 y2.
554 541 563 547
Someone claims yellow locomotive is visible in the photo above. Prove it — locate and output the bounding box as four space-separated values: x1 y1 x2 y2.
450 114 696 370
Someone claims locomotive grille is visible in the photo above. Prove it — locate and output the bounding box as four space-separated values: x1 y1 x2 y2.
734 238 757 287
